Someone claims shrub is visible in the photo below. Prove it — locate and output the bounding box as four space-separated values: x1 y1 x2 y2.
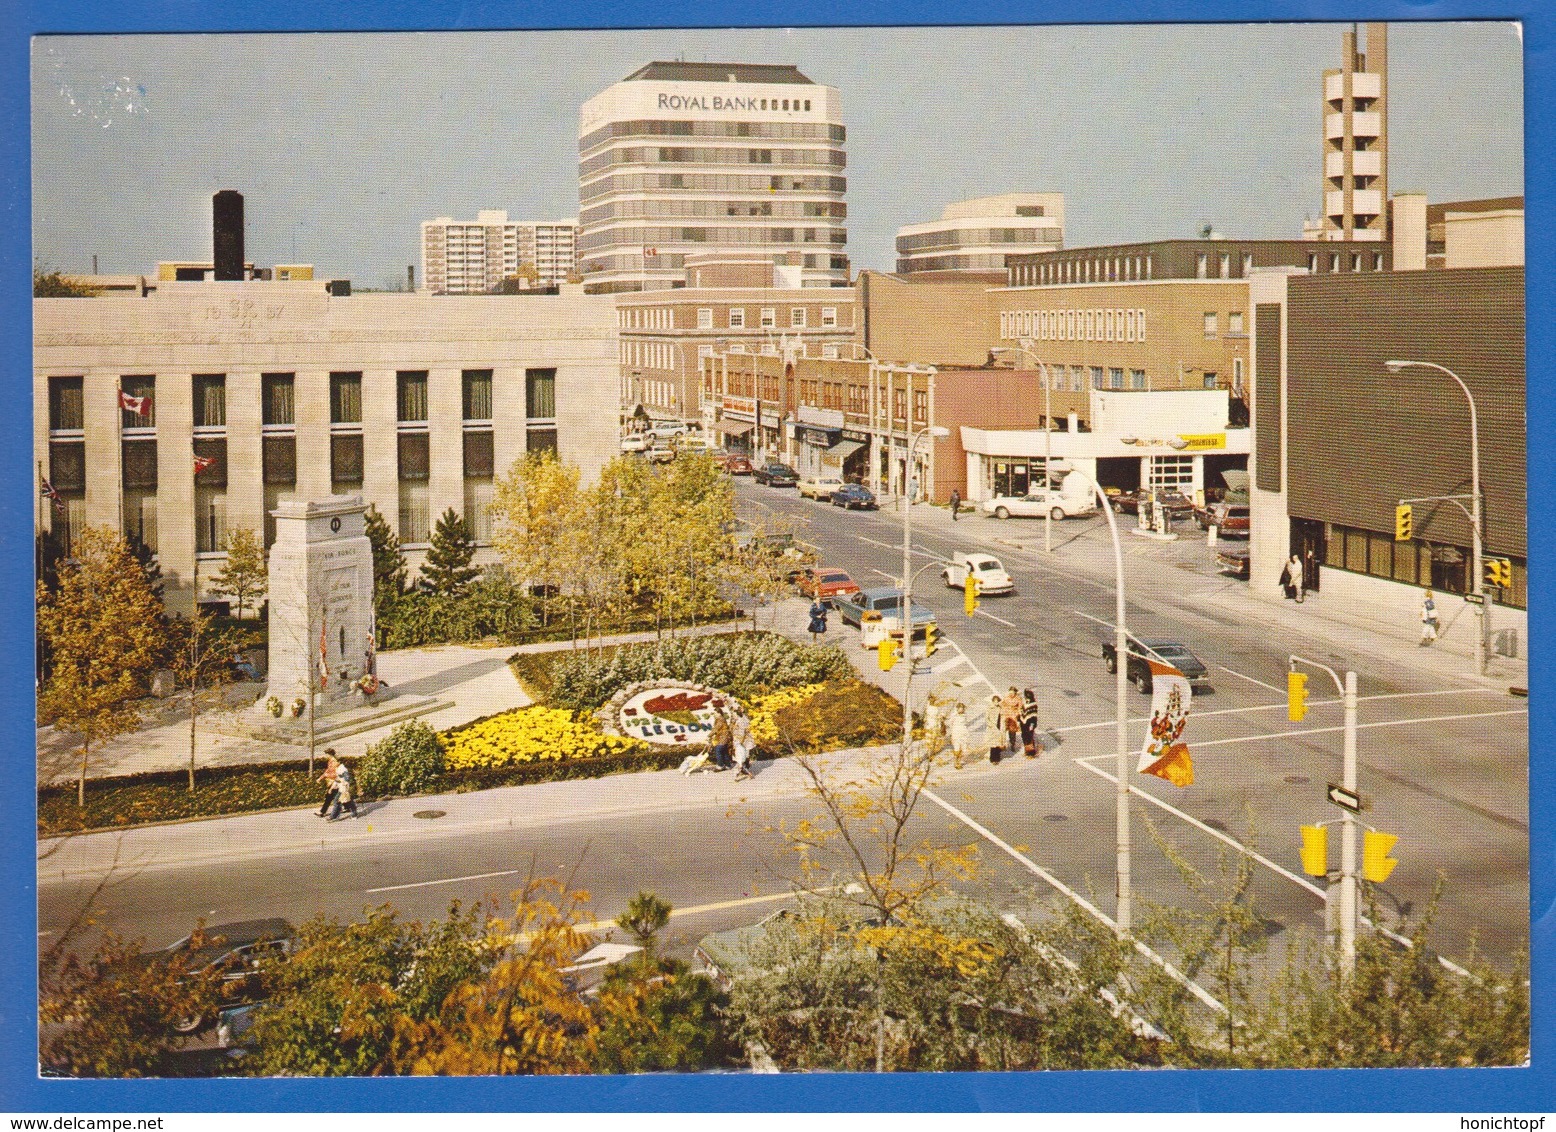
379 567 537 649
360 719 445 796
543 632 854 714
761 679 901 753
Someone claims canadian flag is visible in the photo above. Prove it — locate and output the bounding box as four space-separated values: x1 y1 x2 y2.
119 389 151 416
193 455 217 474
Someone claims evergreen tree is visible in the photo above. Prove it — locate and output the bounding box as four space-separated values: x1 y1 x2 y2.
124 532 165 603
421 508 479 597
207 527 267 619
365 505 407 643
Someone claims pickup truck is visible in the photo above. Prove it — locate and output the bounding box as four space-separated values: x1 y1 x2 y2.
940 552 1015 595
834 587 938 640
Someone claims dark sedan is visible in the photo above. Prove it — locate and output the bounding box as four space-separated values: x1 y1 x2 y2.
1108 489 1194 517
753 462 799 487
149 918 295 1033
830 483 878 510
1101 636 1210 694
722 454 754 475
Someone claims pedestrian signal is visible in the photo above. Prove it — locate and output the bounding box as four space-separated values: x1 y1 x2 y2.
1299 825 1328 878
923 623 940 657
964 575 981 617
878 637 899 672
1362 830 1399 883
1394 504 1413 542
1287 671 1309 722
1484 557 1513 589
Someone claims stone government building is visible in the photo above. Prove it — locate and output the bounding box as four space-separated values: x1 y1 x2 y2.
34 281 620 614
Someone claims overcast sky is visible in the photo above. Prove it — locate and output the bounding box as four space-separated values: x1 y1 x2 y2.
30 21 1522 285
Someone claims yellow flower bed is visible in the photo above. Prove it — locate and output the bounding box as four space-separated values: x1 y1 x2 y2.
748 683 826 744
441 706 647 770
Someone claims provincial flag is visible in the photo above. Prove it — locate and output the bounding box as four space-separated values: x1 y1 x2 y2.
1137 659 1194 787
194 454 217 474
118 389 151 416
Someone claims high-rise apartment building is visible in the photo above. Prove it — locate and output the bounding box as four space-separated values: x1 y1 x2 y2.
578 62 849 294
1315 22 1388 242
895 193 1065 275
421 211 578 293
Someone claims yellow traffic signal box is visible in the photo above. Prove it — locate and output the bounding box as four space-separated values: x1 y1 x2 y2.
1394 504 1413 542
1299 825 1328 877
1287 671 1309 722
878 637 899 672
1362 830 1399 883
923 624 940 656
964 575 981 617
1484 557 1512 589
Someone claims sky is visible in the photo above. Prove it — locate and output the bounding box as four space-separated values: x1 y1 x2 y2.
30 21 1523 286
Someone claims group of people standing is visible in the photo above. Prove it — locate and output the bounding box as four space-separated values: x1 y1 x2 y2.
680 704 755 780
925 686 1043 768
316 750 358 821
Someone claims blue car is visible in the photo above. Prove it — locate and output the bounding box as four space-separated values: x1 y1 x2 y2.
835 587 938 640
830 483 878 510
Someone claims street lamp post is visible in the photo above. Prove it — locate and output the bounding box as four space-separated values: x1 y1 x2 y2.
1048 462 1133 935
902 424 951 750
993 343 1054 553
1384 360 1487 675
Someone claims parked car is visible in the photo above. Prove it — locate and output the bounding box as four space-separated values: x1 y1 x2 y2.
1215 546 1251 580
835 587 938 640
148 918 295 1034
981 488 1097 521
647 421 689 440
941 552 1015 595
1101 635 1210 694
620 433 650 453
1195 502 1250 537
793 566 862 605
722 454 754 475
646 445 676 464
753 462 800 487
1109 489 1193 517
830 483 878 510
797 474 845 501
673 434 717 455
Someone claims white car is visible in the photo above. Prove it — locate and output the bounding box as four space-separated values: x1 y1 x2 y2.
620 433 650 452
647 421 689 440
941 552 1015 595
797 475 845 501
981 489 1097 521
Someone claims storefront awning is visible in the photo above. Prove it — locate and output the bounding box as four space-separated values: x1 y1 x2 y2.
825 439 866 462
714 419 755 437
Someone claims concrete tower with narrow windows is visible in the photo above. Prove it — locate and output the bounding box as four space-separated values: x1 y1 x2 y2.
1319 22 1389 242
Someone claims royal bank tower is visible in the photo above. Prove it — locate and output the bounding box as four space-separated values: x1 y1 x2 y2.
578 62 849 293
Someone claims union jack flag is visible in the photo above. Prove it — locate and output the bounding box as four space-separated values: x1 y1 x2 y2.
194 454 217 474
39 476 65 515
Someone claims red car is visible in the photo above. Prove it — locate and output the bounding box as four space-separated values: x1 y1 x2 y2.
723 454 754 475
795 567 862 605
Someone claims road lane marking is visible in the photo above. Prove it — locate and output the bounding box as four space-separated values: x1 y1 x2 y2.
1071 756 1474 978
976 609 1017 628
1218 665 1285 693
572 888 821 934
922 787 1227 1015
367 868 522 893
1158 707 1528 751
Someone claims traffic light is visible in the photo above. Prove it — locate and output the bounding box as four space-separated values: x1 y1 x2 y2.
923 623 940 657
1394 504 1413 542
1299 824 1329 878
878 637 899 672
1362 830 1399 883
1287 671 1309 722
963 575 981 617
1484 557 1513 589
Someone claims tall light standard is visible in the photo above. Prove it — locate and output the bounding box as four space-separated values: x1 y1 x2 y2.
992 342 1054 553
901 424 951 747
1384 360 1487 675
1048 461 1133 935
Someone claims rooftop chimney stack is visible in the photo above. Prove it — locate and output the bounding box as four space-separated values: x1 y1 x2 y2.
213 190 244 281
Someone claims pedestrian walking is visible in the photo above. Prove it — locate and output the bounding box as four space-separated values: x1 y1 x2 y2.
986 695 1006 764
949 488 961 522
329 759 359 820
709 710 733 771
947 702 971 769
1019 688 1042 758
1419 590 1440 646
731 711 755 780
1001 687 1024 758
1279 559 1296 601
1289 553 1305 603
808 598 829 643
923 692 946 747
315 752 340 817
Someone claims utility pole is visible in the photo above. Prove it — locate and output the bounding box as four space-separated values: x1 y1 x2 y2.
1291 655 1360 975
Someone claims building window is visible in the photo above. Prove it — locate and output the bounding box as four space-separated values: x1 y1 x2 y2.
697 308 713 329
821 306 837 327
1149 455 1193 490
729 309 745 329
262 373 295 426
193 375 226 428
48 377 84 432
1108 367 1124 390
1091 366 1104 390
330 434 364 489
121 376 155 429
462 369 493 421
397 371 429 422
1228 311 1245 335
1242 253 1254 276
1307 253 1319 272
527 428 559 458
1130 369 1146 390
1372 253 1384 270
1196 254 1208 279
760 307 776 329
822 343 839 359
1203 372 1218 390
1203 312 1218 338
791 307 807 328
1219 253 1231 278
194 438 228 554
525 368 557 419
330 372 362 424
1352 253 1362 271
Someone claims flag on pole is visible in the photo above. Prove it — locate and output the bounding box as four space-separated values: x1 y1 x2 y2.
118 389 151 416
1137 659 1194 787
642 246 658 258
364 629 376 677
194 454 217 474
318 609 330 690
39 476 65 515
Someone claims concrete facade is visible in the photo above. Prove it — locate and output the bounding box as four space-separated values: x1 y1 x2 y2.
895 193 1065 275
36 282 620 613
